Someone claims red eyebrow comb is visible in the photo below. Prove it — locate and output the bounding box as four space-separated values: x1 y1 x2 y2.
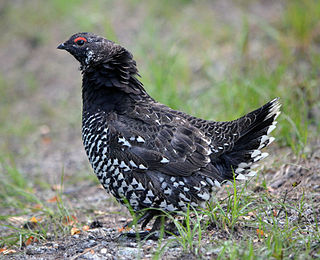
74 37 87 43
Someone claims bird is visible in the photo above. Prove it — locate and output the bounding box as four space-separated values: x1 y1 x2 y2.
57 32 281 234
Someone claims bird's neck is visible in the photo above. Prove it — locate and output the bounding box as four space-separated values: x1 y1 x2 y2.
82 85 125 113
81 64 152 114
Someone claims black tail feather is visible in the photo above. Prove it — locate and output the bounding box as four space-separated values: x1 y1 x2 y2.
220 98 281 180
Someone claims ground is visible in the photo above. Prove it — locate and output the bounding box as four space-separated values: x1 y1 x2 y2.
0 0 320 259
4 145 319 259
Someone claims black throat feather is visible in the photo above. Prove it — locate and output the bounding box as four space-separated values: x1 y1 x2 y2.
81 48 151 114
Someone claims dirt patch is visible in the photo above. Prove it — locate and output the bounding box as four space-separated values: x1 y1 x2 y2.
270 142 320 200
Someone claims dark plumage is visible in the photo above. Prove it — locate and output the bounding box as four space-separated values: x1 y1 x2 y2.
58 32 281 231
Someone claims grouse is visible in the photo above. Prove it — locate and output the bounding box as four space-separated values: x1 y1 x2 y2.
58 32 280 232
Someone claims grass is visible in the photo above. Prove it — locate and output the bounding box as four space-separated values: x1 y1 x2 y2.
0 0 320 258
167 206 204 256
0 158 77 248
151 179 320 259
144 170 320 259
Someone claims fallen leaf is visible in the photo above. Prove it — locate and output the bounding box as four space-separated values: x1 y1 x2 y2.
32 204 43 210
25 236 38 246
71 227 80 235
118 227 124 232
118 226 132 232
47 196 59 203
30 216 38 223
63 215 78 226
82 225 90 231
256 229 264 236
51 184 63 191
1 249 17 255
41 136 52 145
0 248 6 253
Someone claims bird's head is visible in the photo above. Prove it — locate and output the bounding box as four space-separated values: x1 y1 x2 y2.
57 32 128 70
58 32 147 97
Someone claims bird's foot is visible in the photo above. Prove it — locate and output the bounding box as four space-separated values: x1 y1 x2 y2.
117 229 161 241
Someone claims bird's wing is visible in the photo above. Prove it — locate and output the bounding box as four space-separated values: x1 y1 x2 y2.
107 108 213 177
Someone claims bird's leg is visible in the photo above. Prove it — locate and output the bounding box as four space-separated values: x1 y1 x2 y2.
122 209 157 230
149 215 165 232
118 210 165 240
140 210 159 230
119 212 182 241
150 215 179 236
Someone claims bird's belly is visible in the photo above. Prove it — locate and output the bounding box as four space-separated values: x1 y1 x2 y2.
101 168 214 213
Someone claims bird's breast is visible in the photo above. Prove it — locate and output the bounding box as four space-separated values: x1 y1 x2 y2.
82 111 112 180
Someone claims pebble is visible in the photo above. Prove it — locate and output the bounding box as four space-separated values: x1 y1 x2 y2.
83 239 97 248
100 248 107 254
117 247 141 258
26 245 56 255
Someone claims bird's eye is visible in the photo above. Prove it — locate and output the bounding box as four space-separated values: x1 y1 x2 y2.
74 36 87 46
76 40 85 46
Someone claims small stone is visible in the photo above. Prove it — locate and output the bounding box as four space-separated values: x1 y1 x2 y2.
83 240 97 248
100 248 107 254
117 247 141 258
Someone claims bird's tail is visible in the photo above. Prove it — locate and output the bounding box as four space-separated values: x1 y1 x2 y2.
220 98 281 181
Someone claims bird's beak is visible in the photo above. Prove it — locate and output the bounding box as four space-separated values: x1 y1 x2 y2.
57 43 66 50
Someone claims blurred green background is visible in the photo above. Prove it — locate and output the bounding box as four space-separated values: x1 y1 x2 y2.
0 0 320 252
